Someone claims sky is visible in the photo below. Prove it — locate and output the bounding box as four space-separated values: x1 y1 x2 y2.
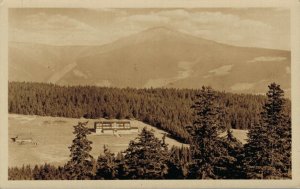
9 8 290 50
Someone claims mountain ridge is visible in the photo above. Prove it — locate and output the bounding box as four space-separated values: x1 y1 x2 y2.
9 26 291 51
9 27 291 96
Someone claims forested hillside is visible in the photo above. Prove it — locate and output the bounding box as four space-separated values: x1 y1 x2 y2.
8 82 291 142
8 83 291 179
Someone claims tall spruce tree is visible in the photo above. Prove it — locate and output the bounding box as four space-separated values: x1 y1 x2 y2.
120 127 169 179
186 86 227 179
64 122 94 180
243 83 291 179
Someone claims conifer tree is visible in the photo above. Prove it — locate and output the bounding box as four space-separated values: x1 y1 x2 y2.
33 164 62 180
217 129 244 179
95 145 117 179
121 128 169 179
243 83 291 179
280 115 291 177
186 86 227 179
64 122 94 180
166 146 188 179
8 165 33 180
32 165 40 180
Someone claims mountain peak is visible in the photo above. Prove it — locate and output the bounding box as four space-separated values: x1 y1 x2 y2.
9 27 290 96
127 26 193 43
141 26 181 36
106 25 220 52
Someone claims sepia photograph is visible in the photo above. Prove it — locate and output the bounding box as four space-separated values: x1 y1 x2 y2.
0 0 300 188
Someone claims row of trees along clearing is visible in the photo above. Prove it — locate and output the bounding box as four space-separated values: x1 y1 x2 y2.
8 83 291 179
9 82 290 143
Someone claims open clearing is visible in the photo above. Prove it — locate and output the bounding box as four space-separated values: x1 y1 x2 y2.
9 114 248 167
9 114 188 167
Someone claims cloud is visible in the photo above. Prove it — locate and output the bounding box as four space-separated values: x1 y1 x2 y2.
158 9 190 18
23 12 96 32
115 9 284 49
9 9 290 49
248 56 287 63
120 13 169 24
9 11 105 45
170 11 275 48
9 27 103 45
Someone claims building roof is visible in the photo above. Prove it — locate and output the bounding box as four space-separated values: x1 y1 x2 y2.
95 120 130 124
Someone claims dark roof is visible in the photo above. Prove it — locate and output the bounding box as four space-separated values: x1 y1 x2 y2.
95 120 130 124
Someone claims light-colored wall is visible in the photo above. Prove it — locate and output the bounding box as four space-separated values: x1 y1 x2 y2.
95 128 138 135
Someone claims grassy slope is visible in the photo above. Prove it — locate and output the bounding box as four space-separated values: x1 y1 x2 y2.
8 114 189 167
9 114 248 167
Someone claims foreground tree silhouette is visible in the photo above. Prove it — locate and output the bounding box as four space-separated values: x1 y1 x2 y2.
95 145 117 179
186 86 228 179
64 122 94 179
280 116 291 177
120 128 169 179
166 146 190 179
218 129 244 179
243 83 291 179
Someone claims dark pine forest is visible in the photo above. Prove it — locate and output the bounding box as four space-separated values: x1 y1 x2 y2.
8 82 291 142
8 82 292 179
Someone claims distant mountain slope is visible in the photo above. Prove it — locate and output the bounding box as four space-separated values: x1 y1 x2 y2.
9 27 290 95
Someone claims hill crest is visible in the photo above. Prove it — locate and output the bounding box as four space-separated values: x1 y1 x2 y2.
9 27 290 96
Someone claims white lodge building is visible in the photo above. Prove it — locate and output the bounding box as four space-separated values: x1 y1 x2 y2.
94 120 139 134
